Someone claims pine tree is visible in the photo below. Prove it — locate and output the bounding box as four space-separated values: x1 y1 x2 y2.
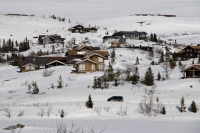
144 67 154 86
132 66 140 84
132 74 140 84
157 72 161 81
149 49 154 58
160 107 166 115
97 77 102 88
178 61 182 67
150 33 153 41
180 96 186 112
169 59 176 69
150 61 155 65
60 109 65 118
32 82 39 94
107 62 114 81
110 48 116 64
2 39 5 48
85 94 93 109
57 75 63 89
52 45 55 54
93 77 98 89
192 60 194 64
190 100 197 113
159 51 164 63
153 33 157 42
135 56 139 65
113 78 119 87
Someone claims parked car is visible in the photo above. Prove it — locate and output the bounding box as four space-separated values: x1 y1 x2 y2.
107 96 123 102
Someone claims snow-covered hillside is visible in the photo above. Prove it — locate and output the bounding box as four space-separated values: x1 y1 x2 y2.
0 0 200 133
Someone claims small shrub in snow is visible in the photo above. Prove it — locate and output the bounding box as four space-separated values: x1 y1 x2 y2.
104 106 111 112
94 106 102 115
37 107 45 117
113 78 119 87
46 104 53 117
28 84 32 93
4 108 12 118
85 94 93 109
18 110 25 117
43 69 54 77
117 105 128 116
59 109 67 118
50 83 54 89
56 121 106 133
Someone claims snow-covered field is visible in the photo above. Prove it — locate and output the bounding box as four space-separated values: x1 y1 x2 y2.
0 0 200 132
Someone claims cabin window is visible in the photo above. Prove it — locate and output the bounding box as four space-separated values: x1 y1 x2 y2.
25 65 35 71
92 63 95 70
190 49 192 52
98 57 103 62
187 49 189 52
79 63 85 70
39 65 45 69
25 65 30 70
31 66 35 70
190 53 193 57
99 64 103 70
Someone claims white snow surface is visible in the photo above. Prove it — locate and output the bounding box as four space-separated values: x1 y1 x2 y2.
0 0 200 133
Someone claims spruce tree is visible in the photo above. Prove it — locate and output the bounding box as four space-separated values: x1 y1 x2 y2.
52 45 55 54
180 96 186 112
159 51 164 63
93 77 98 89
169 59 176 69
150 33 153 41
190 100 197 113
60 109 65 118
107 62 114 81
144 67 154 86
135 56 139 65
57 75 63 89
97 77 102 88
110 48 116 64
160 107 166 115
157 72 161 81
132 66 140 84
85 94 93 109
153 33 157 42
113 78 119 87
178 61 182 67
32 82 39 94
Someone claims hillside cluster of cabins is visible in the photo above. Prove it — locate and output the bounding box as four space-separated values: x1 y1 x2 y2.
19 45 109 73
177 45 200 78
1 24 200 77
